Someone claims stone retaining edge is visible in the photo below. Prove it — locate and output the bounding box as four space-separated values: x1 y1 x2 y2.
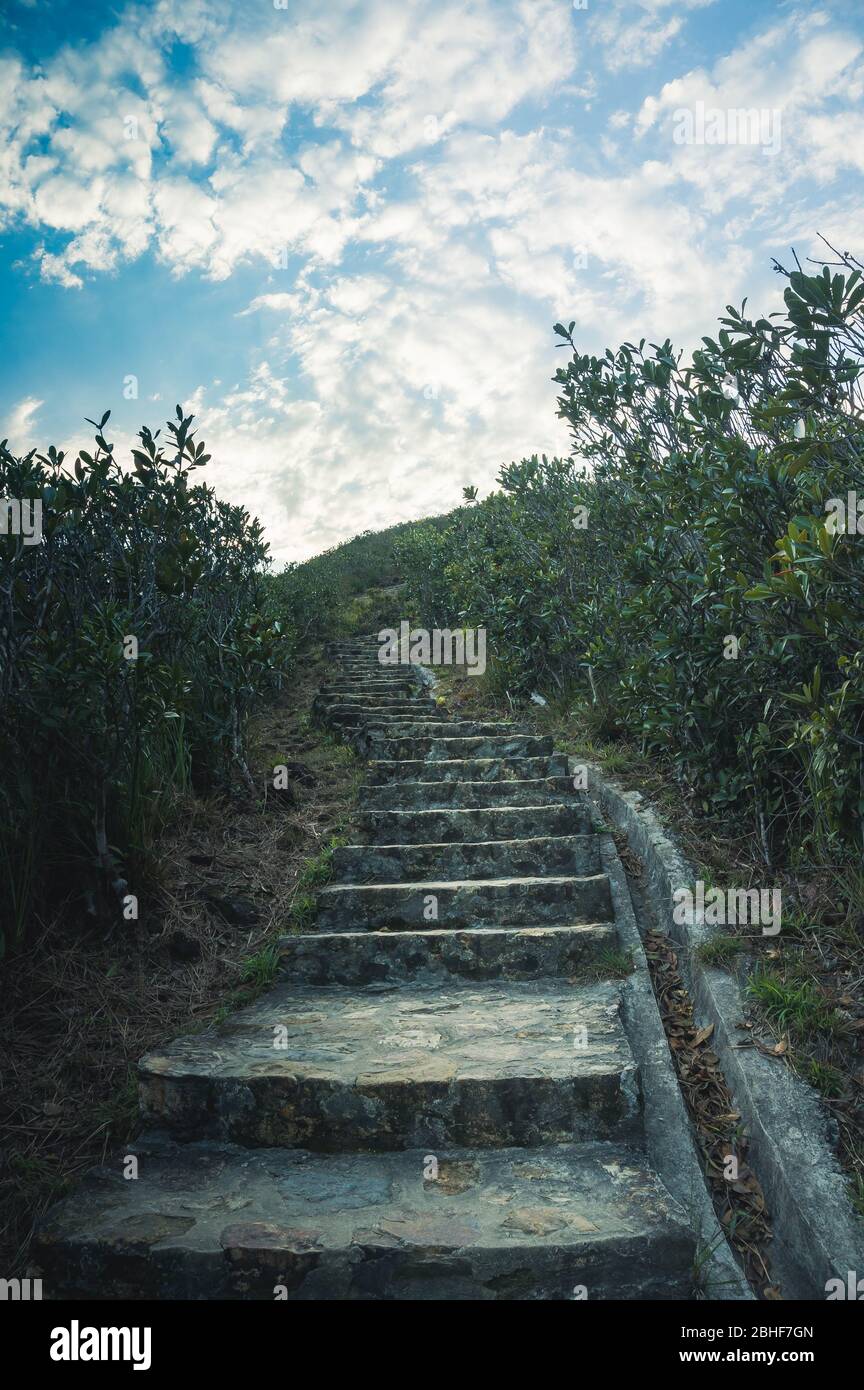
582 759 864 1301
598 832 752 1300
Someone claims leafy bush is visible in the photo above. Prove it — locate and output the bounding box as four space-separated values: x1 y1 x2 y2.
0 408 289 955
274 514 452 645
399 246 864 865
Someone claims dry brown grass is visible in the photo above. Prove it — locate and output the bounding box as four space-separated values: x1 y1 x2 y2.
0 647 360 1275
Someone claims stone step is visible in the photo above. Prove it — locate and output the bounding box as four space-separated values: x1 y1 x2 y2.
327 714 440 734
320 676 420 689
333 834 601 883
328 667 390 677
358 721 531 741
331 655 390 665
368 734 555 761
316 692 430 711
318 694 434 709
323 667 416 678
326 640 381 652
331 655 388 664
366 755 568 785
318 686 422 701
333 672 394 682
34 1138 695 1300
321 702 437 724
278 922 617 985
334 654 392 663
138 979 641 1151
359 777 578 811
316 873 613 932
320 690 422 706
355 804 594 844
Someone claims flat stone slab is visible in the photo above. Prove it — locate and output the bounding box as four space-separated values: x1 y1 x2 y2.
321 701 436 721
278 923 617 985
319 681 422 695
367 754 569 784
318 701 435 716
333 834 601 883
34 1139 695 1300
355 804 594 844
138 979 640 1151
358 721 535 741
315 873 613 931
369 735 555 761
359 776 578 811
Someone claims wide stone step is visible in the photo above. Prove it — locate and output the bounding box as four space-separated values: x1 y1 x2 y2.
318 694 434 709
369 734 554 761
321 702 437 724
278 922 616 985
325 671 414 680
318 688 422 704
326 641 381 653
359 777 578 811
320 678 420 691
355 804 594 844
329 666 390 676
359 721 532 741
316 873 613 932
321 693 422 710
331 656 388 665
34 1138 695 1300
333 834 601 883
138 979 641 1151
366 755 568 785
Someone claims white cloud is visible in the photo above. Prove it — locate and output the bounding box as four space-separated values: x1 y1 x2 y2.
3 0 864 563
588 0 715 73
2 396 44 447
0 0 579 287
238 293 303 317
634 12 863 215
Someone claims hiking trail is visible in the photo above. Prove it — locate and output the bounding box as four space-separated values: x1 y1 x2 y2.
35 634 721 1300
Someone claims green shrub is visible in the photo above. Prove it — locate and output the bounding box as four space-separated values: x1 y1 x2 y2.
399 246 864 866
274 514 453 646
0 407 290 955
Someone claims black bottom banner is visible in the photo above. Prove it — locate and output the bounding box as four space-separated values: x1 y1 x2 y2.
3 1295 856 1375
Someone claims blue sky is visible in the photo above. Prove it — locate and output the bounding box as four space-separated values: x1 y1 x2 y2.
1 0 863 564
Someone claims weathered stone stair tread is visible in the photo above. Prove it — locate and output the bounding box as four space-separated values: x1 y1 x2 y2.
316 873 613 931
369 735 554 759
138 978 639 1150
367 755 568 784
322 701 435 716
319 696 433 707
359 776 577 810
34 1138 695 1300
361 721 534 739
333 833 601 882
320 682 422 693
355 804 594 843
278 923 618 985
326 710 437 727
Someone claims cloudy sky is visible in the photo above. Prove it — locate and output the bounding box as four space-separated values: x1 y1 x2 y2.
1 0 863 564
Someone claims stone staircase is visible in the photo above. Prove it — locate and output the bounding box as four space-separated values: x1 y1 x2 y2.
34 635 700 1300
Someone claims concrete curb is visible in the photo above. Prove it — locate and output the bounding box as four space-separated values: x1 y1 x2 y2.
582 759 864 1301
598 833 752 1300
